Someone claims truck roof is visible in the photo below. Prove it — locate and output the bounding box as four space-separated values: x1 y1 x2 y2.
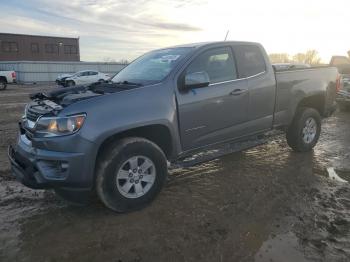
163 41 261 49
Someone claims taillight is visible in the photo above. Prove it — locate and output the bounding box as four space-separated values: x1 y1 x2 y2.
336 74 341 92
11 72 16 79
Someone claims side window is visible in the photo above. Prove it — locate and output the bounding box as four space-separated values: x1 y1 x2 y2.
81 72 89 76
89 71 98 76
234 45 266 78
186 47 237 84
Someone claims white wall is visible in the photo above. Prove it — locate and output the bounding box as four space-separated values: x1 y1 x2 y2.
0 61 127 83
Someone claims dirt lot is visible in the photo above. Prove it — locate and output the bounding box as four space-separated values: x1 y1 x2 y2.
0 84 350 262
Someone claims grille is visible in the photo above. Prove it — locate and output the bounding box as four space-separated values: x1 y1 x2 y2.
26 107 42 122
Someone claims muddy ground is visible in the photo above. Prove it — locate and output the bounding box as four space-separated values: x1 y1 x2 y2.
0 84 349 262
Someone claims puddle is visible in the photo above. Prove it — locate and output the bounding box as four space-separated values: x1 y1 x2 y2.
255 232 307 262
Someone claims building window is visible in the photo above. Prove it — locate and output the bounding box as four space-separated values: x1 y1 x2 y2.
2 42 18 52
45 44 59 54
64 45 77 54
31 43 39 53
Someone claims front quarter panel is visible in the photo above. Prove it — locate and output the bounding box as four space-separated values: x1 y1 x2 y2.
60 82 180 159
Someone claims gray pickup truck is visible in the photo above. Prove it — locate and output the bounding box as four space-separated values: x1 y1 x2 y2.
8 41 338 212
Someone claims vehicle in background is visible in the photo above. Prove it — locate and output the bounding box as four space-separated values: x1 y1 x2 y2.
9 41 338 212
330 56 350 111
273 63 310 71
62 70 110 87
0 71 16 90
55 73 73 86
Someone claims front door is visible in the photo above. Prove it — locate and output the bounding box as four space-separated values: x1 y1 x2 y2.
78 71 90 84
176 46 250 151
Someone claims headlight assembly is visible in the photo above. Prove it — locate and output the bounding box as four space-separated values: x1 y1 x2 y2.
35 114 86 137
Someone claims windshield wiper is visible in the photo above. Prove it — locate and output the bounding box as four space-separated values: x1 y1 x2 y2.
114 80 143 86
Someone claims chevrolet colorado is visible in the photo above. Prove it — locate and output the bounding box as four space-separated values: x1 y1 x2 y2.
8 41 338 212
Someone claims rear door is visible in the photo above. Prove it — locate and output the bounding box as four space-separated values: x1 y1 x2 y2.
176 46 249 151
233 44 276 132
77 71 90 84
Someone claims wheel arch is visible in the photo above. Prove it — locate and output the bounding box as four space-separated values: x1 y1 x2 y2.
0 76 7 83
95 124 175 166
295 93 326 116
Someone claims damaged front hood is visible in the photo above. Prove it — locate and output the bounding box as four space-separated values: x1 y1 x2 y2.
30 81 147 107
56 74 73 80
30 85 102 107
28 82 146 117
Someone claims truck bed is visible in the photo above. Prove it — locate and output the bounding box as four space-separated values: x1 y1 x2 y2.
273 66 338 127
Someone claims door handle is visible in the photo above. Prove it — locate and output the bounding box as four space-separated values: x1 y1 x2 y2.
230 89 248 96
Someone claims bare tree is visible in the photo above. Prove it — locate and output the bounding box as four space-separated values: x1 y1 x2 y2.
292 53 306 63
304 50 321 65
103 57 116 63
293 50 321 65
102 58 129 64
118 59 129 65
269 53 291 63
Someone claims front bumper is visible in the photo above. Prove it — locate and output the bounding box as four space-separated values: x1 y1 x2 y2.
8 133 96 190
55 79 67 86
8 145 47 189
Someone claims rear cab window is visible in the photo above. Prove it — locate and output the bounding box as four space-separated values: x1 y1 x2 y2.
234 45 266 78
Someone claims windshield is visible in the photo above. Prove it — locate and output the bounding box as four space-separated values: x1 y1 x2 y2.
111 47 192 85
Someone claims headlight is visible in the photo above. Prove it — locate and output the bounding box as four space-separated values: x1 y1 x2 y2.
35 114 86 137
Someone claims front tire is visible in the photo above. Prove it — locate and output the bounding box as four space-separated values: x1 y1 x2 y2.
96 137 168 212
286 107 321 152
0 79 7 90
66 80 75 87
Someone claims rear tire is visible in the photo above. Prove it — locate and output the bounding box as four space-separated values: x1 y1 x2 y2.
0 79 7 90
286 107 321 152
96 137 168 212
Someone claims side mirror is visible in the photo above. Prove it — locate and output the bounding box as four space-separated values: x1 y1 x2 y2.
184 71 210 89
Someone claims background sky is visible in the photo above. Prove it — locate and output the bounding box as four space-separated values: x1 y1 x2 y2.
0 0 349 63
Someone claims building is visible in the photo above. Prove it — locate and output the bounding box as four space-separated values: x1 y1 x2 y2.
0 33 80 61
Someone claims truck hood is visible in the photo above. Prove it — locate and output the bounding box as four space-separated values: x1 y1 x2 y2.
56 74 73 80
27 82 146 117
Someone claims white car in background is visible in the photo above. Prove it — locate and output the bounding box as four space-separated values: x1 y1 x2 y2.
0 70 16 90
63 70 110 87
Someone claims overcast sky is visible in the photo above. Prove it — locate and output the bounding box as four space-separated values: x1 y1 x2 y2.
0 0 349 62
